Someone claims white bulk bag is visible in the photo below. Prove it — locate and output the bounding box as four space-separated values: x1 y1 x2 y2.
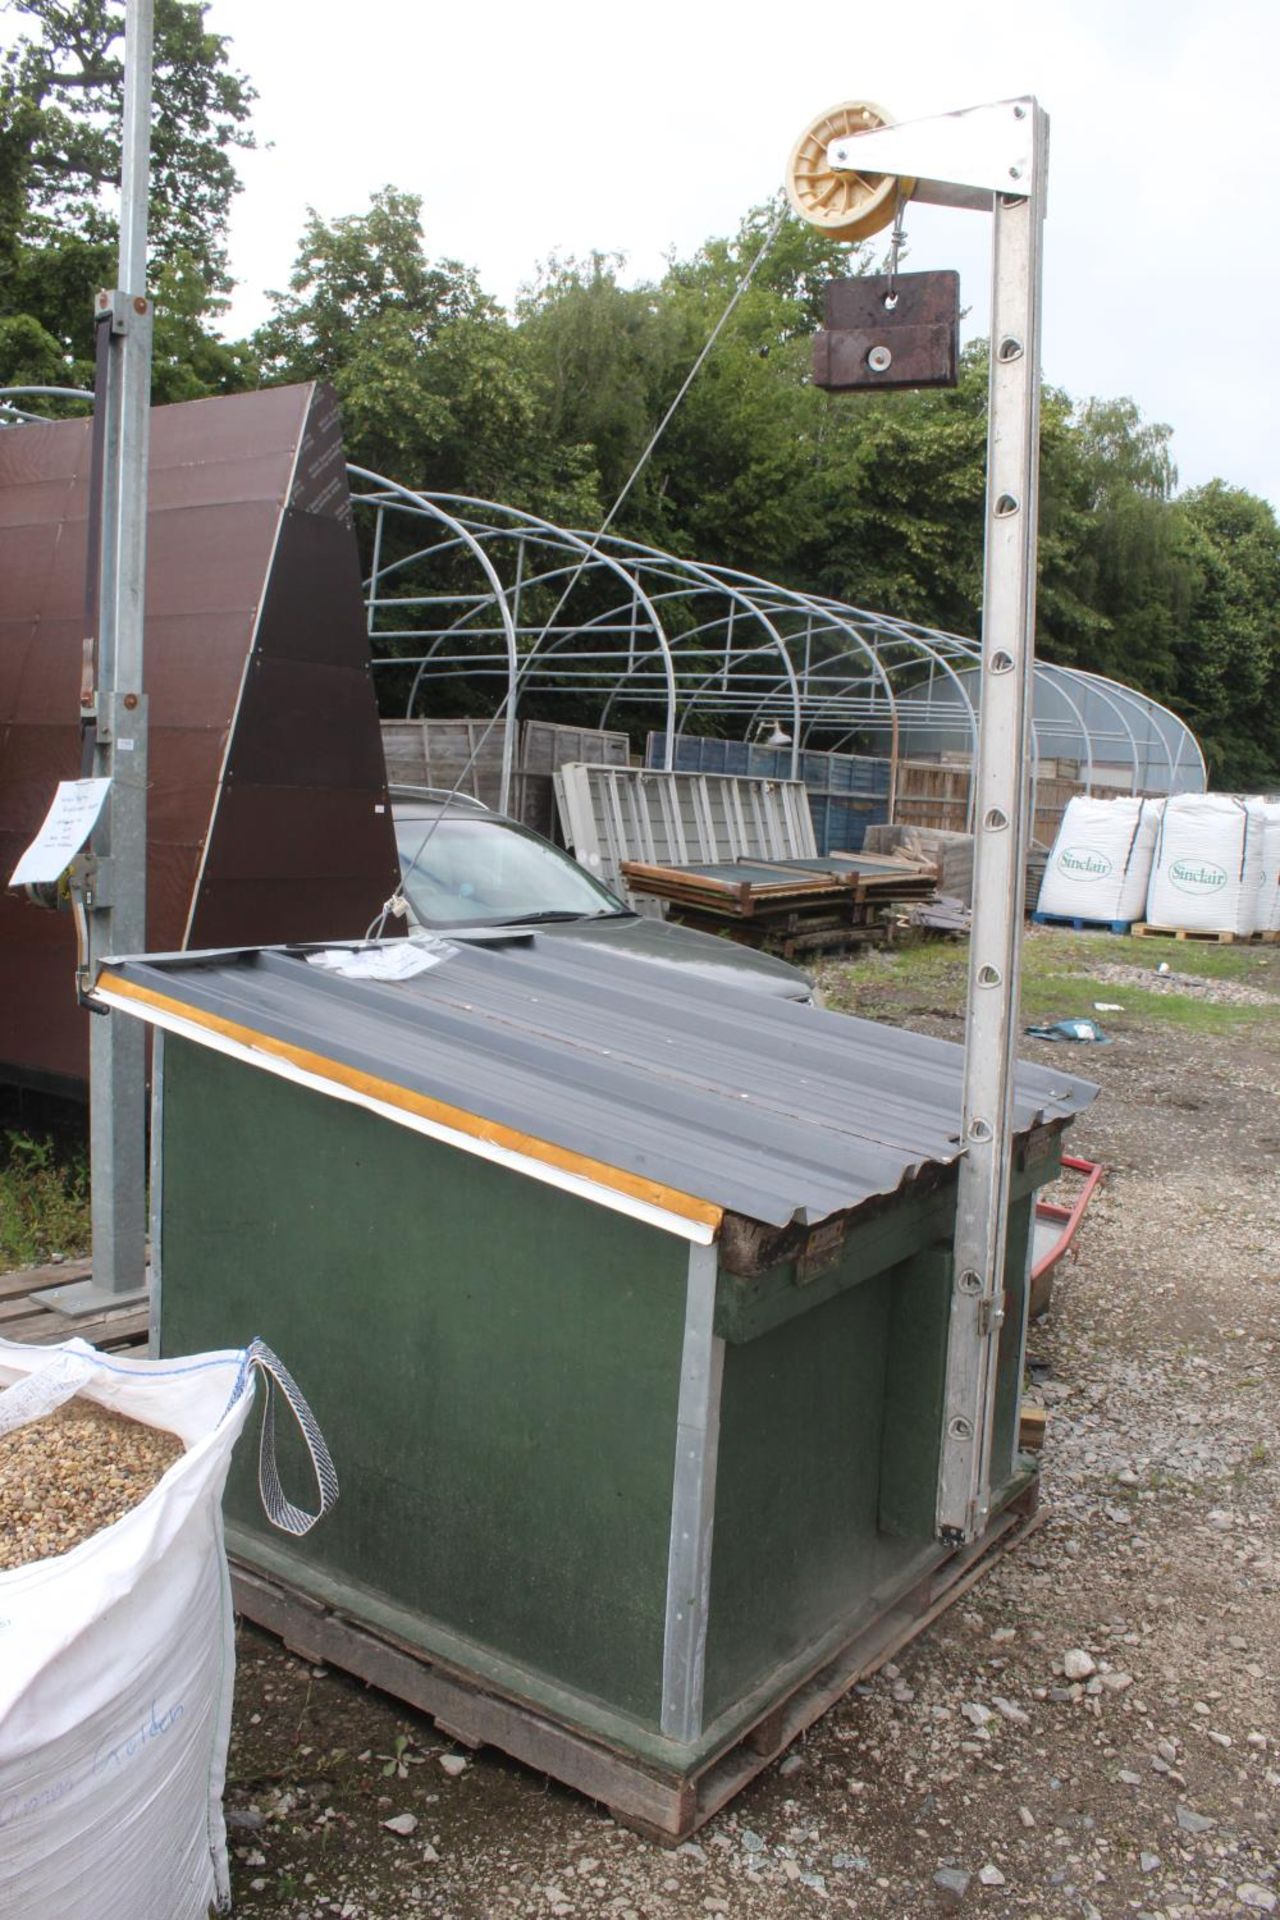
1036 795 1162 926
1145 794 1265 935
1257 801 1280 934
0 1336 336 1920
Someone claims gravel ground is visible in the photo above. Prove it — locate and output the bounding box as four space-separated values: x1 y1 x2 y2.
223 940 1280 1919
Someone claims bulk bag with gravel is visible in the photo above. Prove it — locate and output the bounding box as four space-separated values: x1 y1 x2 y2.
1145 794 1266 935
1035 794 1163 925
0 1335 336 1920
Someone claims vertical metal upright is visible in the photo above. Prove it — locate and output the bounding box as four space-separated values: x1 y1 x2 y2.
793 94 1050 1541
936 107 1049 1540
41 0 156 1313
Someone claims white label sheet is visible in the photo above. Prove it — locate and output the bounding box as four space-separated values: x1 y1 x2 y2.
9 778 111 887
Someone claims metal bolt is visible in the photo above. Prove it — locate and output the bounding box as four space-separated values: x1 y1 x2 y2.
949 1417 974 1440
1013 103 1027 119
1009 166 1022 180
133 297 148 315
867 345 893 373
123 692 139 710
834 146 848 163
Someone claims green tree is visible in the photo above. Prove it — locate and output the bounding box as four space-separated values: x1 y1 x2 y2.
258 187 599 522
3 0 255 285
256 188 491 385
1170 482 1280 787
0 0 257 395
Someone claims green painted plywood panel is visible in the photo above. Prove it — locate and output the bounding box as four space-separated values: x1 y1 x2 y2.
989 1193 1034 1497
702 1267 901 1726
158 1037 688 1727
877 1245 954 1540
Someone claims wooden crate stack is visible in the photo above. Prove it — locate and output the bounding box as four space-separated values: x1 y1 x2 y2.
620 853 937 960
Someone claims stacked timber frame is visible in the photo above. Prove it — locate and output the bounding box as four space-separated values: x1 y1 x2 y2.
96 937 1094 1839
621 852 938 957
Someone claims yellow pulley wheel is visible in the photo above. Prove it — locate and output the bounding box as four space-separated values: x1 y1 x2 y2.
784 100 915 242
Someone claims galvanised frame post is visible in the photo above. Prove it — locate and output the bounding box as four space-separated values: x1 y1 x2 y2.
42 0 156 1311
936 106 1049 1540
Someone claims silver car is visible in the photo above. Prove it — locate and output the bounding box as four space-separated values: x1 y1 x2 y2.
391 789 819 1004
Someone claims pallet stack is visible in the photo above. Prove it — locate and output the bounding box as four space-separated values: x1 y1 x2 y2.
619 852 937 959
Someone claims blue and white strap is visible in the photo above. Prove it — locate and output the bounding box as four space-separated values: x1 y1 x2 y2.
247 1339 339 1536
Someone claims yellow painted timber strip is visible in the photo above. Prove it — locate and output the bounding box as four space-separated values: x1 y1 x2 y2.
99 970 724 1233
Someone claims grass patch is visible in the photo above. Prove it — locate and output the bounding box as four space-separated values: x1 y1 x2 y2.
818 927 1280 1038
0 1129 91 1269
1024 974 1280 1036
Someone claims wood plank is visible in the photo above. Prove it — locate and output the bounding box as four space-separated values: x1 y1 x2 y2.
231 1564 689 1838
2 1304 149 1348
1131 923 1267 945
0 1257 93 1304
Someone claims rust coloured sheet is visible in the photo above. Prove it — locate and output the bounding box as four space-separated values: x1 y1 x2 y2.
0 383 400 1090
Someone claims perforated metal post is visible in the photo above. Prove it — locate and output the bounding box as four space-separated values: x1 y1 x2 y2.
795 92 1050 1542
37 0 155 1313
936 106 1048 1540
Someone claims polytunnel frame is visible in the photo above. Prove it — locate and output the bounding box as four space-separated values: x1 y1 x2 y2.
351 481 684 807
587 539 901 794
356 486 939 803
349 479 1204 821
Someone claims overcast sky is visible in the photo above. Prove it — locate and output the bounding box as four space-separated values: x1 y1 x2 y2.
160 1 1278 511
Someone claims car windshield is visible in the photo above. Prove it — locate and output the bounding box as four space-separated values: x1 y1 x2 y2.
395 814 628 929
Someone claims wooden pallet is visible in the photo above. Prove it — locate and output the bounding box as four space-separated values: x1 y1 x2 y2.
231 1488 1042 1844
1031 911 1131 936
665 906 886 961
1130 923 1277 945
0 1256 149 1351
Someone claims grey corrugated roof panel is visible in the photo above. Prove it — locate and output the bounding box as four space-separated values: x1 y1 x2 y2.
96 938 1096 1231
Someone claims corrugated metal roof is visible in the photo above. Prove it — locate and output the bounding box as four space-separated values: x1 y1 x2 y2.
95 938 1095 1233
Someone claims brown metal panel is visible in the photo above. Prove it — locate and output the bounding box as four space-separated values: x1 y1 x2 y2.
251 507 371 668
146 727 226 842
0 422 88 530
190 382 400 951
135 610 263 715
0 380 399 1089
0 904 80 1086
208 658 388 789
0 617 82 724
187 876 395 952
0 720 81 794
0 522 89 623
145 384 309 480
141 499 281 620
190 784 392 881
286 387 354 523
140 448 299 516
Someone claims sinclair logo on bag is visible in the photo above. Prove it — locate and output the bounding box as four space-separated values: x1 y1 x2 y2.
1168 858 1228 896
1057 846 1112 882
